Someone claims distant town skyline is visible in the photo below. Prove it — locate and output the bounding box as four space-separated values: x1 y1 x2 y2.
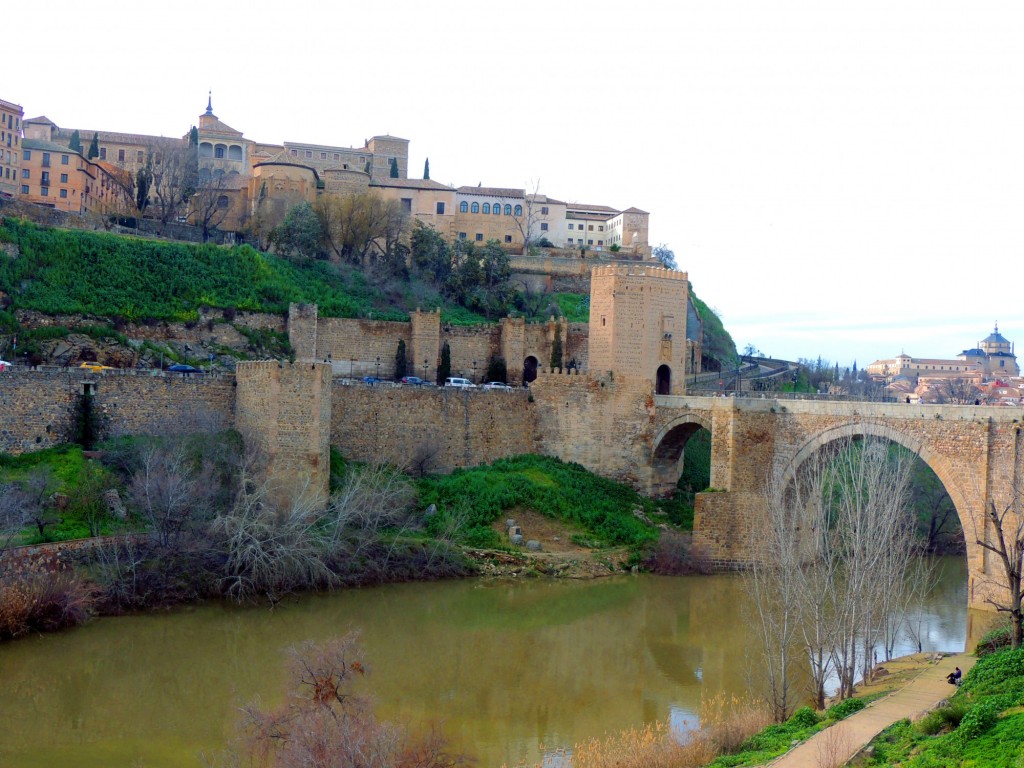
8 0 1022 366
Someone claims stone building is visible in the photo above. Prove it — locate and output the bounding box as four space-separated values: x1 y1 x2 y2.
868 325 1019 383
959 324 1019 377
0 97 23 199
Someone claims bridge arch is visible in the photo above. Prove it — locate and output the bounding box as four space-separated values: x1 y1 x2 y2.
780 421 972 551
649 412 714 496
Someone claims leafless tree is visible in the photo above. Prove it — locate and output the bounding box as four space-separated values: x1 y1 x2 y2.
16 467 62 539
148 141 198 225
0 483 27 557
314 191 409 267
510 180 549 255
973 480 1024 648
325 461 416 562
188 172 233 241
932 377 981 405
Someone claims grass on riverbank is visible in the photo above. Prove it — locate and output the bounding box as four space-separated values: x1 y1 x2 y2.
854 647 1024 767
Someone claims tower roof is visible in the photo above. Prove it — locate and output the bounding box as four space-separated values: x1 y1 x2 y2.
983 323 1009 345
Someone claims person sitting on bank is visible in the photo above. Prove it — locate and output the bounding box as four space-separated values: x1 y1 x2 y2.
946 667 962 685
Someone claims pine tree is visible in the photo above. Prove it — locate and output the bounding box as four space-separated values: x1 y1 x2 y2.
395 340 408 381
550 324 563 370
389 158 399 178
87 132 100 159
439 342 451 385
68 130 82 153
423 158 430 180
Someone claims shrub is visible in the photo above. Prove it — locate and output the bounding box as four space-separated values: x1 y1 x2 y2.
975 622 1014 656
949 695 1012 752
826 697 866 721
640 531 712 575
0 560 94 639
789 706 820 728
959 647 1024 697
917 698 970 735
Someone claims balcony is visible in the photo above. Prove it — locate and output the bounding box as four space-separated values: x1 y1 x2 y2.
41 159 51 167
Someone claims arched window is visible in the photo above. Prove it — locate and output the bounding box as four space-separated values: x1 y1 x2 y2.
214 144 226 159
216 195 230 209
460 201 468 213
514 205 523 216
493 205 501 216
471 202 479 213
482 203 490 214
199 142 213 158
228 145 243 161
656 365 671 395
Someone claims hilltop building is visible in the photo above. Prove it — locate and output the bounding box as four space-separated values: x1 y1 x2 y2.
867 325 1019 383
4 94 649 255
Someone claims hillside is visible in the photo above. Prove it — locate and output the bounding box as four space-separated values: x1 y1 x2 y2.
0 217 737 369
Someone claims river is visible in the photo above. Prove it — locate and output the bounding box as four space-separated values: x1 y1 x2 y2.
0 557 971 767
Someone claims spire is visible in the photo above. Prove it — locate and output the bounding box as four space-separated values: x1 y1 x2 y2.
205 91 214 116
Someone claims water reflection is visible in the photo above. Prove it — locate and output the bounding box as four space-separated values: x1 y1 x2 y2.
0 559 969 768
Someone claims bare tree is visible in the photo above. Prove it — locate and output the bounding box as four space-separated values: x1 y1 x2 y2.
148 141 198 225
188 172 233 241
314 191 409 266
17 467 62 539
0 483 27 556
974 484 1024 648
510 180 549 255
932 377 981 405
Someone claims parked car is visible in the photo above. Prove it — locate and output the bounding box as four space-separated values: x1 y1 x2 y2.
0 359 10 371
362 376 383 385
400 376 426 386
481 381 513 391
444 377 475 389
79 362 115 372
167 364 202 374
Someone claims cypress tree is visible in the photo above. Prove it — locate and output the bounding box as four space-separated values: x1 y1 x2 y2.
395 340 407 380
364 160 371 174
68 130 82 153
87 132 100 159
389 158 399 178
423 158 430 180
550 324 563 370
438 342 451 385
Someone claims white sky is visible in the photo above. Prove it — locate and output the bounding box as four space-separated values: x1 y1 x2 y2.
10 0 1023 367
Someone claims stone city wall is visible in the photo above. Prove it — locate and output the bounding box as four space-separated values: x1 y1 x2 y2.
329 383 537 471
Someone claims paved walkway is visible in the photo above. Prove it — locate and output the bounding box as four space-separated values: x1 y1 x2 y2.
767 653 976 768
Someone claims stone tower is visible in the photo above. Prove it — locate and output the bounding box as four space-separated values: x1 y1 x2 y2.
588 265 690 395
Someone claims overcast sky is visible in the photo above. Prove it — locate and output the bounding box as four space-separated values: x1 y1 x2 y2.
11 1 1023 367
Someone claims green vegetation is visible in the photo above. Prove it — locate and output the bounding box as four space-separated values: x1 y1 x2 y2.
691 288 738 371
705 694 885 767
418 455 660 549
859 648 1024 767
551 292 590 323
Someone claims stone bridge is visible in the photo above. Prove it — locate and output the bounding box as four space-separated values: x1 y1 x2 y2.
647 395 1023 613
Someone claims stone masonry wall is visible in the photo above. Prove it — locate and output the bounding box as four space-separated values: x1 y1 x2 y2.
330 384 537 471
0 369 235 453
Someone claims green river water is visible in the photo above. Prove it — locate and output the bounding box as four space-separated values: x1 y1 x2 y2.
0 558 972 767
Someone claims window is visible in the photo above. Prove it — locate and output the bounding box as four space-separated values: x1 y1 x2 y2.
99 148 106 160
482 203 490 214
471 202 479 213
290 149 298 156
305 150 312 158
118 149 125 162
40 187 49 197
504 235 512 243
514 205 522 216
458 232 467 240
62 154 69 165
493 206 500 216
23 150 30 160
40 172 50 184
60 189 68 198
401 197 412 212
60 173 68 183
597 240 603 246
568 224 574 230
588 224 594 231
137 150 144 163
567 238 574 244
599 225 605 231
540 223 548 231
333 153 340 160
321 152 327 159
587 239 593 245
475 233 483 241
21 169 29 178
504 204 511 215
42 152 50 166
21 184 28 194
459 201 468 213
541 206 549 214
436 201 445 214
215 145 226 159
216 195 230 209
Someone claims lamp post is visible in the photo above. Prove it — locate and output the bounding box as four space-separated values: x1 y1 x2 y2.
423 358 429 381
472 360 477 384
327 353 332 375
376 356 381 380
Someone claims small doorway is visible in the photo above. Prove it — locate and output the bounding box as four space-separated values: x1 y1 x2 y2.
524 356 539 383
656 364 672 395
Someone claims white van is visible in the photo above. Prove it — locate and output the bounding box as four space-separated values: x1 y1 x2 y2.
445 377 475 389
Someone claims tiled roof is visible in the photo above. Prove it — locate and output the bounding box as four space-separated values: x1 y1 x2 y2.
24 115 56 126
200 116 243 137
621 206 649 215
370 178 454 191
0 98 23 113
457 186 524 198
55 127 185 147
567 203 619 214
23 138 78 153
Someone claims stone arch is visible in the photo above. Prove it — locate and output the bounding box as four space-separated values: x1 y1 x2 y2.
199 142 213 158
228 144 243 161
781 421 972 551
656 364 671 395
523 355 539 383
649 413 713 495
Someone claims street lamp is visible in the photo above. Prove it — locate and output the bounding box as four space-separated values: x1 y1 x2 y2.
423 358 429 381
376 356 381 380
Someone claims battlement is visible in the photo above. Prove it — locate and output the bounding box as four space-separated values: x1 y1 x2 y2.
590 264 688 282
